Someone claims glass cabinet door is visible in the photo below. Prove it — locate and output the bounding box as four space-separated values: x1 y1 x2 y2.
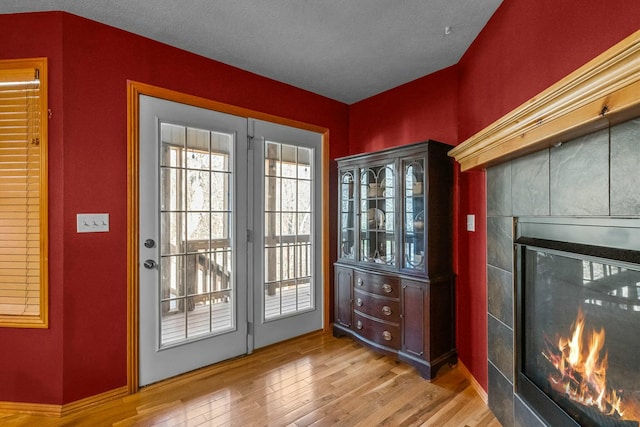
339 170 355 260
403 158 425 271
359 163 395 266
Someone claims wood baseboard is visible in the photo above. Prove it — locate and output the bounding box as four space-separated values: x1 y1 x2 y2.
0 386 129 417
457 360 488 404
0 401 61 417
61 386 129 416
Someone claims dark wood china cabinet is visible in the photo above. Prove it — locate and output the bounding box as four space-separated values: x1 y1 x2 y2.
333 140 456 380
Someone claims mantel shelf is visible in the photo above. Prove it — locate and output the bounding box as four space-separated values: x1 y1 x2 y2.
448 29 640 171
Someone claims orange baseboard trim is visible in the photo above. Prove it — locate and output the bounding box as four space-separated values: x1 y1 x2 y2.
0 401 61 417
457 360 488 404
61 386 129 416
0 386 129 417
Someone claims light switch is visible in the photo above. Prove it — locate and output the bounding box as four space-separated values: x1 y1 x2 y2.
77 213 110 233
466 214 476 232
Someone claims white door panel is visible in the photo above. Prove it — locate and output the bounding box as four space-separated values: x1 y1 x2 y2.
250 119 323 349
139 95 248 386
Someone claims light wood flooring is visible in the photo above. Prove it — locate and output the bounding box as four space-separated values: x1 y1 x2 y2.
1 332 500 427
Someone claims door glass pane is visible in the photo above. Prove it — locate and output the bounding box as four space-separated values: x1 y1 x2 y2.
159 123 234 347
264 142 314 320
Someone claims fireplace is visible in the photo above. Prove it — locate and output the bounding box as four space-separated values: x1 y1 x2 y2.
515 217 640 427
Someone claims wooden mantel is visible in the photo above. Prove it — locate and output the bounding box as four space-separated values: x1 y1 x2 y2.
449 30 640 171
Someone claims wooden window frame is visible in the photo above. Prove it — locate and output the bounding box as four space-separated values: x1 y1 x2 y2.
0 58 48 328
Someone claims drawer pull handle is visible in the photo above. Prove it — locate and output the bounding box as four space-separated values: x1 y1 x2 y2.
382 284 392 293
357 278 364 286
356 298 363 307
356 320 363 330
382 330 392 341
382 306 392 316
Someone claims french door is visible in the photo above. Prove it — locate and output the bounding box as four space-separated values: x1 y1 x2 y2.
138 95 322 386
138 95 249 386
249 120 323 349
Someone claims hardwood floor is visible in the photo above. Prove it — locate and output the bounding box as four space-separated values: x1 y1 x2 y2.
0 332 500 427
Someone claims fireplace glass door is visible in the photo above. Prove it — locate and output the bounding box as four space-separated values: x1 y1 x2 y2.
519 241 640 427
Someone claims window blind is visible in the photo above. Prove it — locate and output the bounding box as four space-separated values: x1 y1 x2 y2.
0 60 47 327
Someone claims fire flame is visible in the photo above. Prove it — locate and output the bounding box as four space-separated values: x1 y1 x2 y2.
544 308 626 418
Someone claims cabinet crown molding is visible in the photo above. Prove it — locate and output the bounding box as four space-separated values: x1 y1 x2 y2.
449 29 640 171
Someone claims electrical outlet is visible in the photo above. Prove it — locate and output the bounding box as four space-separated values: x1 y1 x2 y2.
466 214 475 232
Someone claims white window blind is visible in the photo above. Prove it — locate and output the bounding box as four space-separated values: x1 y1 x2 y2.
0 59 48 328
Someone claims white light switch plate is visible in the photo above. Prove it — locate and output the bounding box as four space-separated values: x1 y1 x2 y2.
466 214 476 232
77 213 109 233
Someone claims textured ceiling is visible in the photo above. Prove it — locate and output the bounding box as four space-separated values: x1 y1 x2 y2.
1 0 503 104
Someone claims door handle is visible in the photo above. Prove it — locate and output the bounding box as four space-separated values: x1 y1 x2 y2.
143 259 157 269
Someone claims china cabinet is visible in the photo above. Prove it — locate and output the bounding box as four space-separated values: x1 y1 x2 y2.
333 140 456 380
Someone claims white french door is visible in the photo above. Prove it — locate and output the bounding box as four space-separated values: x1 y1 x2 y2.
138 96 323 386
138 95 248 386
250 120 323 349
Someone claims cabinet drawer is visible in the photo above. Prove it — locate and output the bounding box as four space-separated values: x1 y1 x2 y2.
354 290 400 323
353 271 399 298
354 313 401 349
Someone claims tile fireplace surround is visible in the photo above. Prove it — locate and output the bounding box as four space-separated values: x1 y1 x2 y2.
446 30 640 426
485 117 640 426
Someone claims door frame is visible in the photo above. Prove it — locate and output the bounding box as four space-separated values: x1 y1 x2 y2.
126 81 330 393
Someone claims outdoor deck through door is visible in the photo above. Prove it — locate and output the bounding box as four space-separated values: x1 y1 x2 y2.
263 141 314 320
158 123 235 345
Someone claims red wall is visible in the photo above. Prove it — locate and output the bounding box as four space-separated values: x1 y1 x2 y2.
349 66 459 154
3 1 640 405
350 0 640 391
0 12 65 405
0 11 349 405
458 1 640 142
